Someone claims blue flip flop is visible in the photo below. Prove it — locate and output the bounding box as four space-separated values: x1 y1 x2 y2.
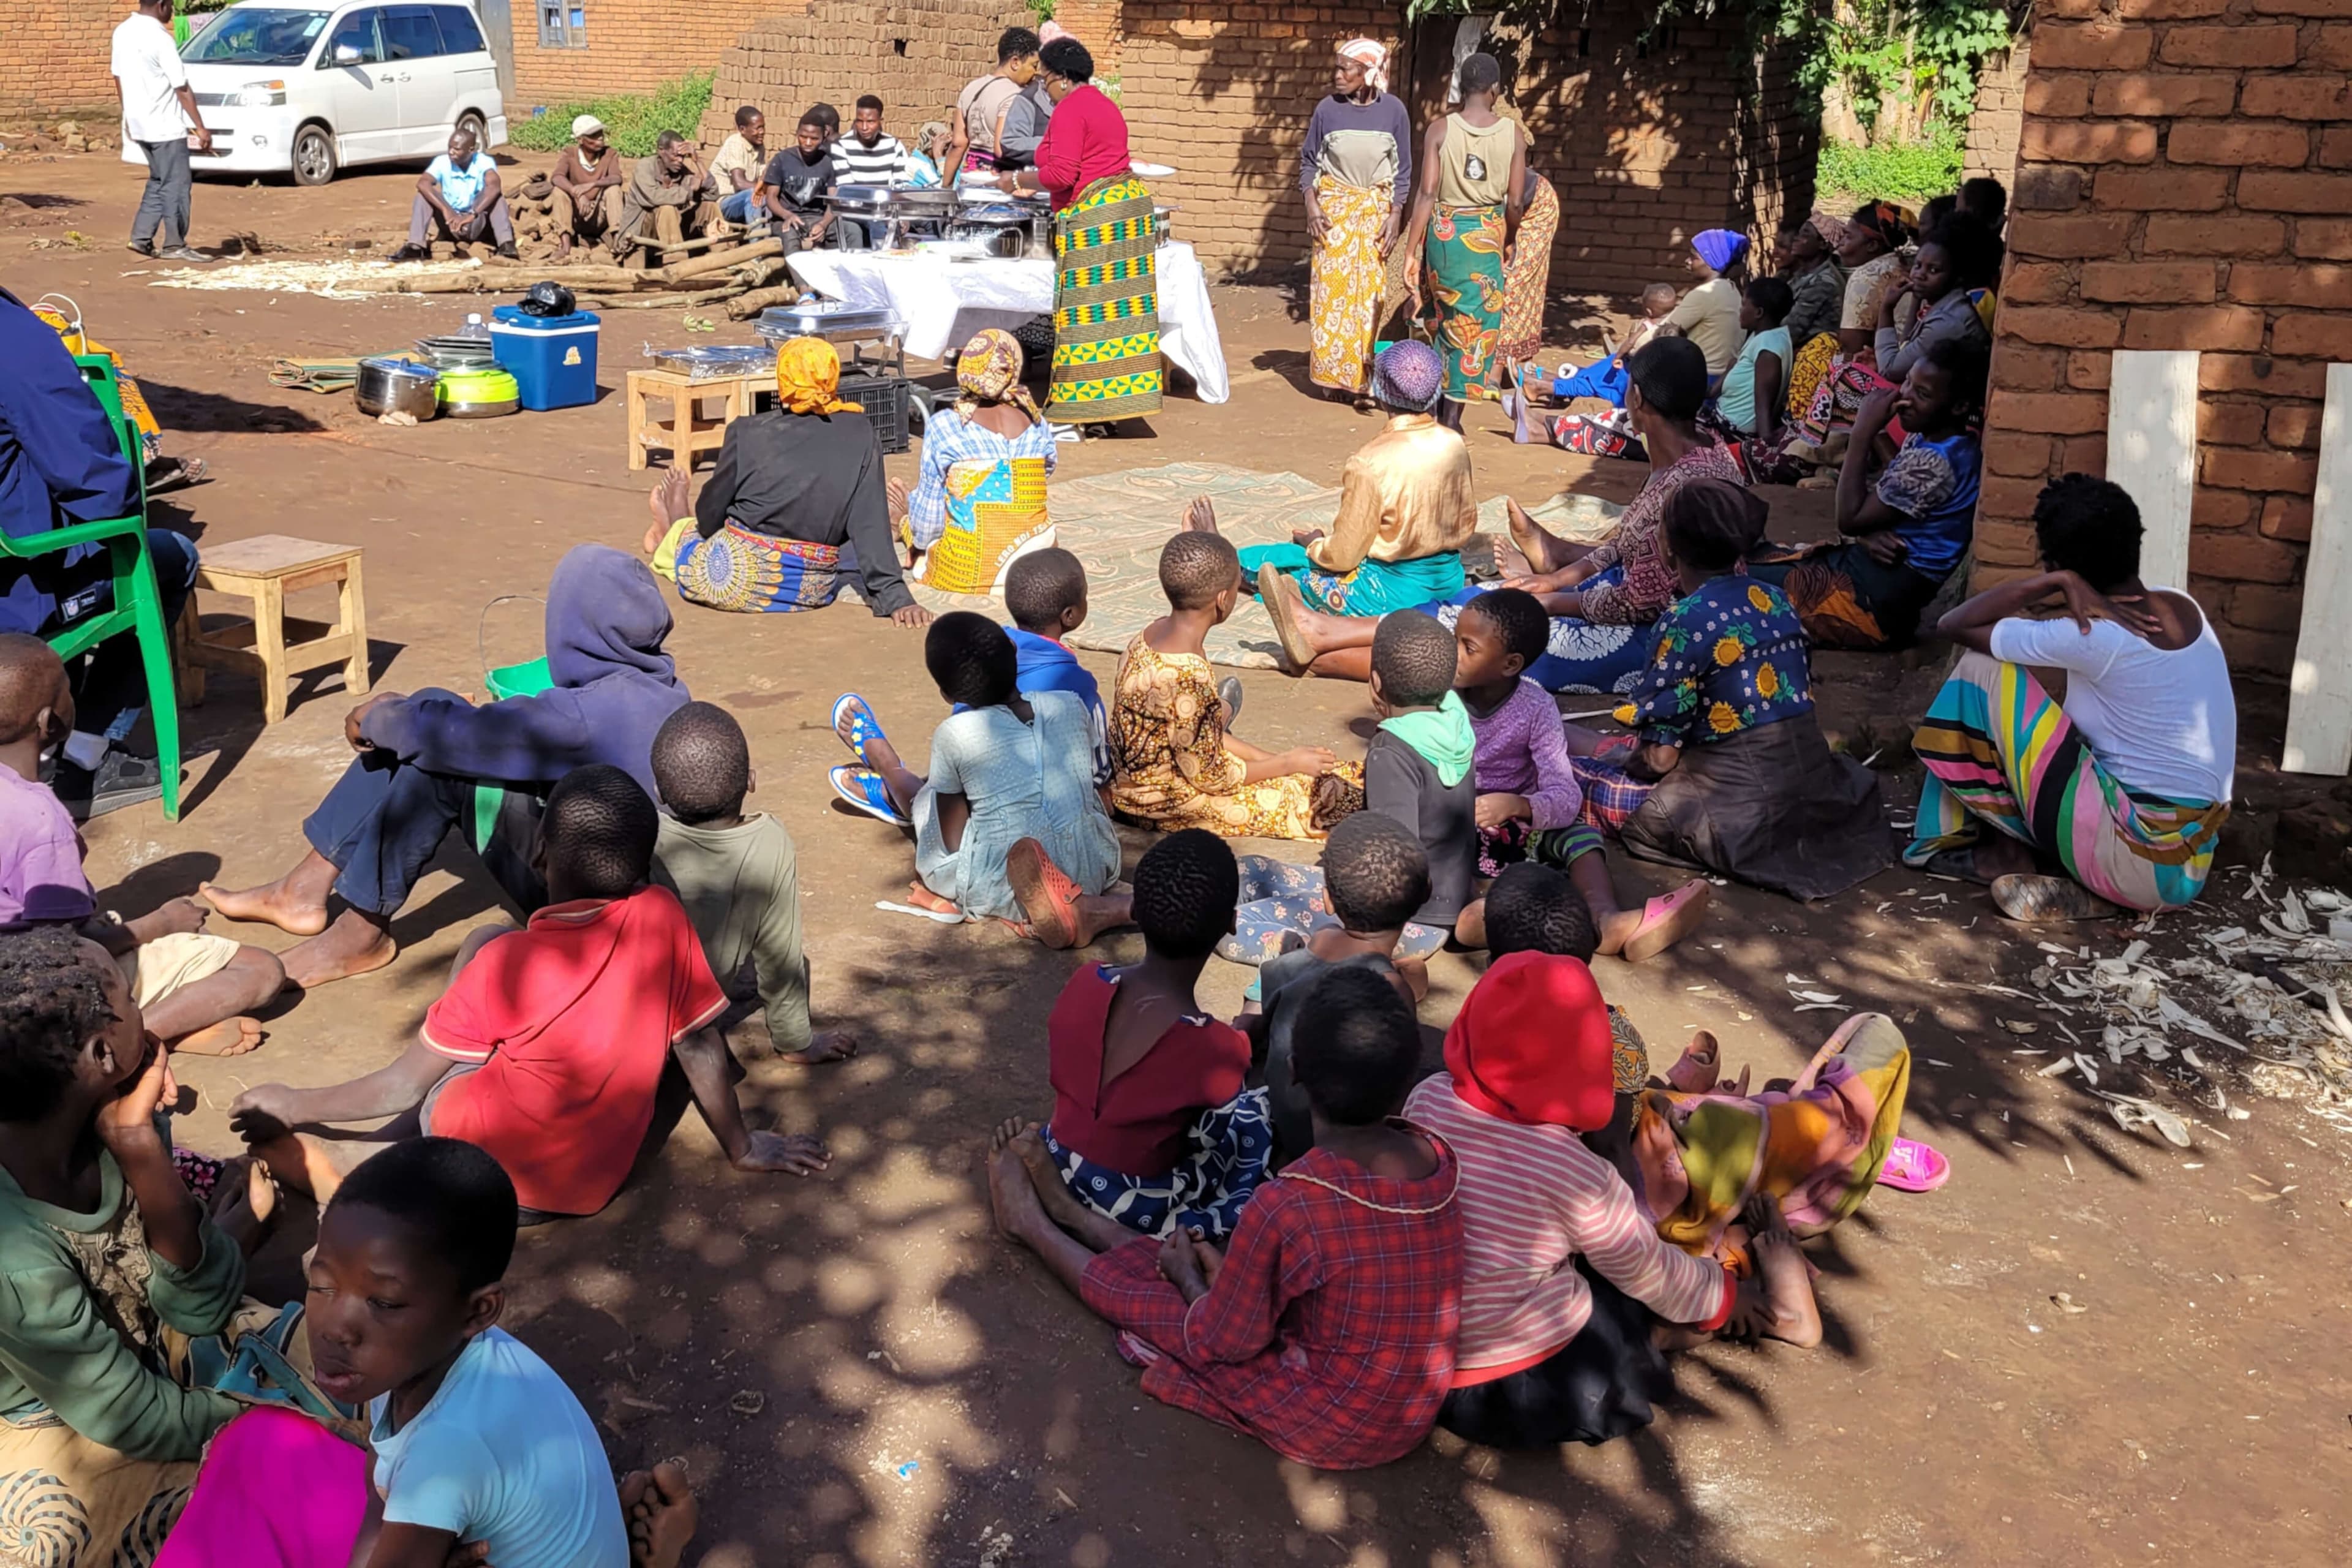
829 764 909 826
831 693 889 765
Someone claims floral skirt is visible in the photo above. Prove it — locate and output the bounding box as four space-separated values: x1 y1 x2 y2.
1042 1089 1275 1240
1425 203 1508 403
1308 179 1392 394
1496 177 1559 366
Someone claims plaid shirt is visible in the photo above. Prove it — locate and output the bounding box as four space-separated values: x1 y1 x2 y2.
1080 1130 1463 1470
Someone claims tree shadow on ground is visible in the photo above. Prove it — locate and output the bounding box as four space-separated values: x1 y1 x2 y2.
133 377 329 435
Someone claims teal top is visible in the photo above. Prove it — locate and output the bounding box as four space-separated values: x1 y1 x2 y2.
1715 325 1791 435
0 1149 246 1460
1376 690 1476 787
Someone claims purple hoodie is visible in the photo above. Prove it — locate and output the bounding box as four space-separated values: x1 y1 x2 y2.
360 545 689 796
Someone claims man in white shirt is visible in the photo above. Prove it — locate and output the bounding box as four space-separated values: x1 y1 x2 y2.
112 0 213 263
391 126 516 260
827 96 906 246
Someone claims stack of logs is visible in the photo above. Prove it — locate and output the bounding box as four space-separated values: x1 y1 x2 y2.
350 235 804 318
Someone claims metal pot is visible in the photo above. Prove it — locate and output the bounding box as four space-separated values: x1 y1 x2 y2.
355 356 439 420
437 367 520 419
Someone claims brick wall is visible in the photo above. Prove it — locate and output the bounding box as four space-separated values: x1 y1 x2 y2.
511 0 770 108
1120 4 1817 290
698 0 1035 150
1050 0 1125 76
4 4 126 118
1980 2 2347 676
1964 38 2030 186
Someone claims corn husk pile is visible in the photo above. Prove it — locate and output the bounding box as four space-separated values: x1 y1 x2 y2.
2016 859 2352 1143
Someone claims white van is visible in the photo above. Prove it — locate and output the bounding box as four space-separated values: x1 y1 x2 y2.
176 1 508 185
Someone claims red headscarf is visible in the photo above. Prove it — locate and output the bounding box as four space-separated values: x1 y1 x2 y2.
1442 951 1618 1131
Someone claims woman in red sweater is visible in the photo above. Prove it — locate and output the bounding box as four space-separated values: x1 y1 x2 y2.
997 36 1163 423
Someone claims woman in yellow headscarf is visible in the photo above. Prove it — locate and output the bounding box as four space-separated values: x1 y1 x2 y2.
642 338 931 624
889 326 1059 590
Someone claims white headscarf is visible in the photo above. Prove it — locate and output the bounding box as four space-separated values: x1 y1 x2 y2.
1337 38 1389 97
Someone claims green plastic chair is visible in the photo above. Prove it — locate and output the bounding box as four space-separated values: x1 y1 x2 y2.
0 355 185 819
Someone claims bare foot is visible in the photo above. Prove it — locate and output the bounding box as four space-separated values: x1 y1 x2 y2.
1491 535 1534 579
1179 497 1219 534
646 464 688 533
1393 956 1431 1003
621 1460 698 1568
170 1017 265 1057
1745 1196 1823 1348
1505 498 1564 574
985 1137 1054 1245
199 859 334 938
278 910 396 989
243 1131 349 1204
1665 1030 1721 1093
886 475 910 520
1005 1121 1081 1226
781 1029 859 1065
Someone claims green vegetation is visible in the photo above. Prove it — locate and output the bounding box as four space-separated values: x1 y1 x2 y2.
507 72 716 157
1815 125 1964 207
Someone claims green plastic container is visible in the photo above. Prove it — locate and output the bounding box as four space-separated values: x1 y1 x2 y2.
485 658 552 701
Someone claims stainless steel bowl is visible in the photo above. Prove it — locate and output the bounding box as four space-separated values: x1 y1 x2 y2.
355 357 439 420
441 396 519 419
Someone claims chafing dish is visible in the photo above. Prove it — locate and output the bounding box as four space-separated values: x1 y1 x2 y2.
824 184 965 249
753 301 904 347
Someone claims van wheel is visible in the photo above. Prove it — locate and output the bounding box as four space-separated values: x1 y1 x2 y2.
292 124 337 186
455 111 486 149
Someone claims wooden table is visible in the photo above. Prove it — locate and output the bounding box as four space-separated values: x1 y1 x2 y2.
183 534 368 724
625 368 771 472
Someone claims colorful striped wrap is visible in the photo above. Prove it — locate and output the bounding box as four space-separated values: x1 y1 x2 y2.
1903 650 2228 910
1047 173 1164 421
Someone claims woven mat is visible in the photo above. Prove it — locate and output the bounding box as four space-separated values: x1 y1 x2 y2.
910 461 1624 670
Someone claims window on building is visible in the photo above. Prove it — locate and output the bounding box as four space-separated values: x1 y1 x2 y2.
538 1 585 48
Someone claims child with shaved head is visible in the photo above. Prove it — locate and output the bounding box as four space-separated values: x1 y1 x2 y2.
1107 532 1357 841
0 633 284 1055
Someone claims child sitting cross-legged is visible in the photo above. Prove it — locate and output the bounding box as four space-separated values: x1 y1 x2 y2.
1240 811 1430 1165
0 634 285 1055
154 1137 701 1568
996 829 1270 1241
828 612 1128 947
1108 531 1355 841
0 927 283 1556
649 702 856 1064
227 764 829 1218
1442 592 1708 962
987 963 1463 1470
1405 940 1822 1450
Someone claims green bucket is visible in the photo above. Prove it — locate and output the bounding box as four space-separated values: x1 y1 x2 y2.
485 657 553 701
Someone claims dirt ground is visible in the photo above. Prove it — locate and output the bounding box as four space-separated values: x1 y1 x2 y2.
7 149 2352 1568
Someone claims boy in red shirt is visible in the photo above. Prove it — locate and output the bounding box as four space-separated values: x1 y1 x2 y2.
230 764 827 1215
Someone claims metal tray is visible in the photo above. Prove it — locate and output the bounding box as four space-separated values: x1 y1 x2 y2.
753 302 903 344
649 344 778 379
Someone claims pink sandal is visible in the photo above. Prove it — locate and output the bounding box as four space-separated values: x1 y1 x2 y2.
1621 878 1711 963
1878 1137 1950 1193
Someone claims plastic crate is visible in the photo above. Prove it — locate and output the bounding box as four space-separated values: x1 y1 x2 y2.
840 371 911 455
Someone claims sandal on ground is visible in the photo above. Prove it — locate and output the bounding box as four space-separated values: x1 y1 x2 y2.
1878 1136 1950 1193
1008 837 1084 949
1256 564 1314 676
831 693 888 764
1218 676 1244 723
1621 878 1711 963
1920 847 1995 886
1992 873 2122 924
828 764 909 826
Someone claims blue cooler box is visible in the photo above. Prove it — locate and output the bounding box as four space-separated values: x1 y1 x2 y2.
488 306 600 410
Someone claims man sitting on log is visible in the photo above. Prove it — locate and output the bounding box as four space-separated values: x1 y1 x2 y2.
549 113 625 261
617 130 722 265
390 126 515 262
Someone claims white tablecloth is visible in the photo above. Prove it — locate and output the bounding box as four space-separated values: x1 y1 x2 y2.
785 240 1229 404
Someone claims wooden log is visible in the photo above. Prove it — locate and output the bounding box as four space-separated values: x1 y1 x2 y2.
623 227 743 257
345 273 489 295
573 285 751 310
655 238 782 284
726 285 803 319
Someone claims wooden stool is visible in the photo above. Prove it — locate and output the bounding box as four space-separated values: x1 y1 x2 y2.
184 535 369 724
626 368 764 471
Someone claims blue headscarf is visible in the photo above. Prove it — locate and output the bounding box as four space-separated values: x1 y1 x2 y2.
1691 228 1749 273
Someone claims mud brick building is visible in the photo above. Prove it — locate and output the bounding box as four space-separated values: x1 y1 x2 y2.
2 7 121 117
695 0 1031 149
1975 3 2348 676
1116 3 1816 294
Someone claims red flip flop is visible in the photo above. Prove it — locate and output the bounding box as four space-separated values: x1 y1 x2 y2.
1879 1137 1950 1193
1008 837 1084 949
1621 878 1711 963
